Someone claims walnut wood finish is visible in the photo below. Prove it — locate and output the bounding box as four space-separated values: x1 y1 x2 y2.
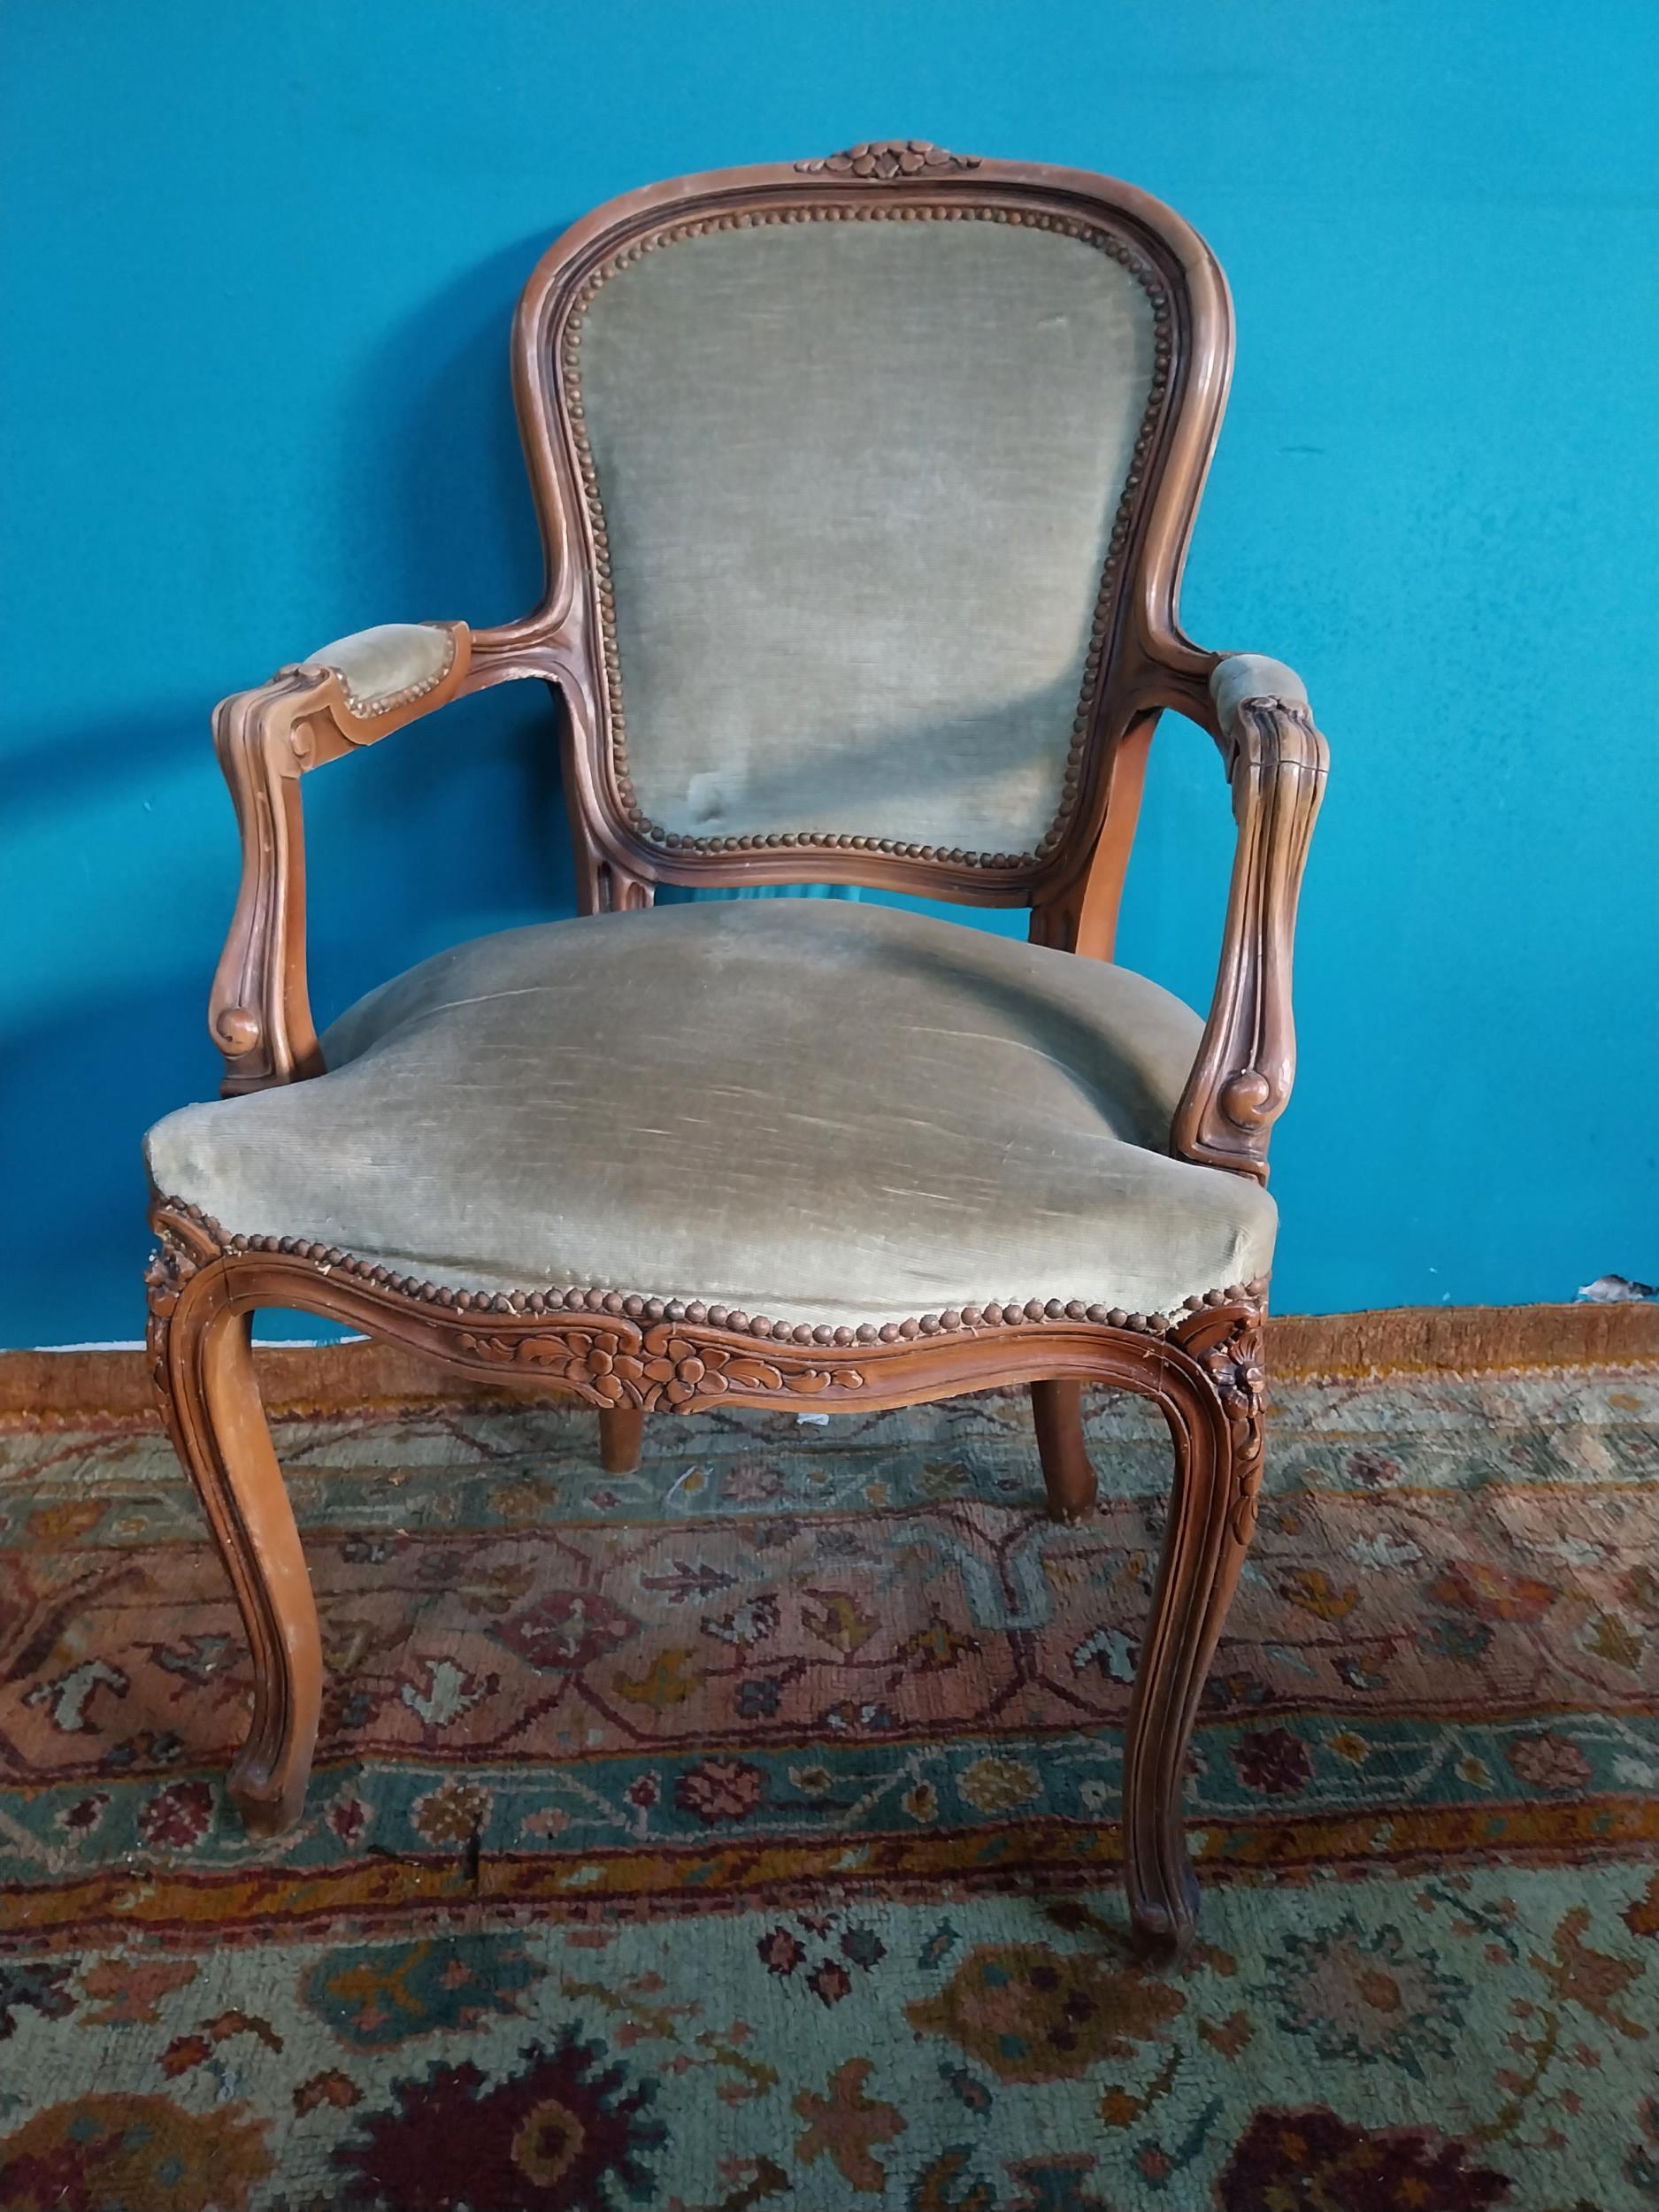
159 142 1328 1954
209 626 472 1094
145 1209 320 1835
148 1196 1268 1953
598 1405 645 1476
1172 696 1329 1179
1031 1379 1097 1525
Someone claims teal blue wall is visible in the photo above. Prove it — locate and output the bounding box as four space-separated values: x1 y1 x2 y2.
3 1 1655 1344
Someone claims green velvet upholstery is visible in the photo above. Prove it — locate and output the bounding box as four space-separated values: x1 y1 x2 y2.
145 902 1275 1327
1210 653 1308 733
573 215 1157 855
305 622 454 714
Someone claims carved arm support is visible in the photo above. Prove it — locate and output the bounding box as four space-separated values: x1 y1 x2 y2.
1170 655 1329 1181
209 621 472 1094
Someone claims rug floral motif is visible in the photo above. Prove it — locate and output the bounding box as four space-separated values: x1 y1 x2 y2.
0 1365 1655 2208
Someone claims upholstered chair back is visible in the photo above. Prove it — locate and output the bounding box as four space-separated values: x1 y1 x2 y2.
561 205 1165 868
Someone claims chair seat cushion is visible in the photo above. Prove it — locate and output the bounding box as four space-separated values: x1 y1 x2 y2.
144 901 1275 1328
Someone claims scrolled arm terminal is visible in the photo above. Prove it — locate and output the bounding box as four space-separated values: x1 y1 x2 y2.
298 621 461 720
1170 654 1329 1181
208 621 472 1095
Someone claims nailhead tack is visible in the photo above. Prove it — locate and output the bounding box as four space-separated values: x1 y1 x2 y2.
156 1198 1266 1350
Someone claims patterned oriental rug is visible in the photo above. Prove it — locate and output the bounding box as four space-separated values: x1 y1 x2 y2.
0 1364 1655 2211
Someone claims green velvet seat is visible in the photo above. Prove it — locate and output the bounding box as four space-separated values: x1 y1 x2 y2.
147 898 1275 1330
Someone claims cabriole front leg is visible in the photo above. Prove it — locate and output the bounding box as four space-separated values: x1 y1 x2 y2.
1121 1303 1265 1955
146 1223 321 1835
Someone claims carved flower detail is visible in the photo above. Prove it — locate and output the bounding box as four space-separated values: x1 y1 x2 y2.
638 1337 857 1407
524 1333 636 1402
1204 1340 1265 1414
593 1337 787 1408
462 1328 858 1410
639 1337 716 1408
143 1240 196 1317
797 139 979 180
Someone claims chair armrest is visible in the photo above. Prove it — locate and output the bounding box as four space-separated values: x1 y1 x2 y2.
209 621 472 1094
1170 655 1329 1181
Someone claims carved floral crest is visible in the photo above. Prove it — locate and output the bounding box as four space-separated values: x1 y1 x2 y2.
795 140 980 180
1202 1317 1267 1542
457 1326 862 1411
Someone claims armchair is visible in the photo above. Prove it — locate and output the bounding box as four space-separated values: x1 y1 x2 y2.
143 145 1327 1955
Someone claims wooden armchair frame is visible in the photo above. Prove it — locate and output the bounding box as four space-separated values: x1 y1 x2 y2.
149 144 1327 1954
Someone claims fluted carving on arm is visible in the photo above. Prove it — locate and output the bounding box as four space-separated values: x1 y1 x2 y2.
1171 668 1328 1181
207 623 472 1095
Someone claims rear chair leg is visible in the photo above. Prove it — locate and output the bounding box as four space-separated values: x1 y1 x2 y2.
1032 1379 1096 1523
599 1406 645 1475
149 1256 320 1835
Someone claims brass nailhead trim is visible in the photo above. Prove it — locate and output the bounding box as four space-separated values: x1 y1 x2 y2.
155 1198 1264 1348
308 624 457 720
560 199 1174 872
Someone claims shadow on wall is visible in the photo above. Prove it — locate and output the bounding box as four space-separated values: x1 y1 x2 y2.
5 704 213 830
3 979 219 1347
3 240 587 1349
309 229 565 950
344 233 552 644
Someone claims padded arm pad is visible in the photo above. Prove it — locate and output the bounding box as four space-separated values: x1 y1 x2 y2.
303 622 459 718
1210 653 1308 733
